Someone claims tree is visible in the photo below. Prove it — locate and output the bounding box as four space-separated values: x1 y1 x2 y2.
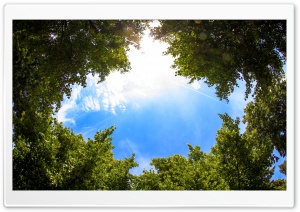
132 144 229 190
131 169 164 190
13 119 138 190
186 144 229 190
243 77 286 157
242 73 286 191
151 20 286 102
150 154 193 190
211 113 276 190
81 127 138 190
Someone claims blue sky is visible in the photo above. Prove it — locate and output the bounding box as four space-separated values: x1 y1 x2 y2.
55 22 285 179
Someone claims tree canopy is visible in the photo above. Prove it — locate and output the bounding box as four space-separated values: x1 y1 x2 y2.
151 20 286 101
132 144 229 190
12 20 287 190
243 77 286 157
212 114 276 190
13 122 137 190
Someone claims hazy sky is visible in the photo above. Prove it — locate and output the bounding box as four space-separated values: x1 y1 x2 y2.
55 22 285 179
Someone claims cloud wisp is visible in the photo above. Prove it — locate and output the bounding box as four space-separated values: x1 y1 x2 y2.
56 86 82 124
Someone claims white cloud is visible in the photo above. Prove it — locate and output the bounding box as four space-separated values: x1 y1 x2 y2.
83 96 100 111
56 86 82 124
190 81 201 90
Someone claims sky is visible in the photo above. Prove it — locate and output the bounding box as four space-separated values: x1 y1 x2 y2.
55 21 285 179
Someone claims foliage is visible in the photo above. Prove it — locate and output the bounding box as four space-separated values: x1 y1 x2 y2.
212 114 277 190
279 160 287 176
13 119 137 190
270 179 286 190
151 20 286 102
132 145 229 190
243 78 286 157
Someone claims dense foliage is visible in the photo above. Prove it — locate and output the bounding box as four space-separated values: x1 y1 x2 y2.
132 145 229 190
243 77 286 157
14 123 137 190
151 20 286 101
13 20 287 190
